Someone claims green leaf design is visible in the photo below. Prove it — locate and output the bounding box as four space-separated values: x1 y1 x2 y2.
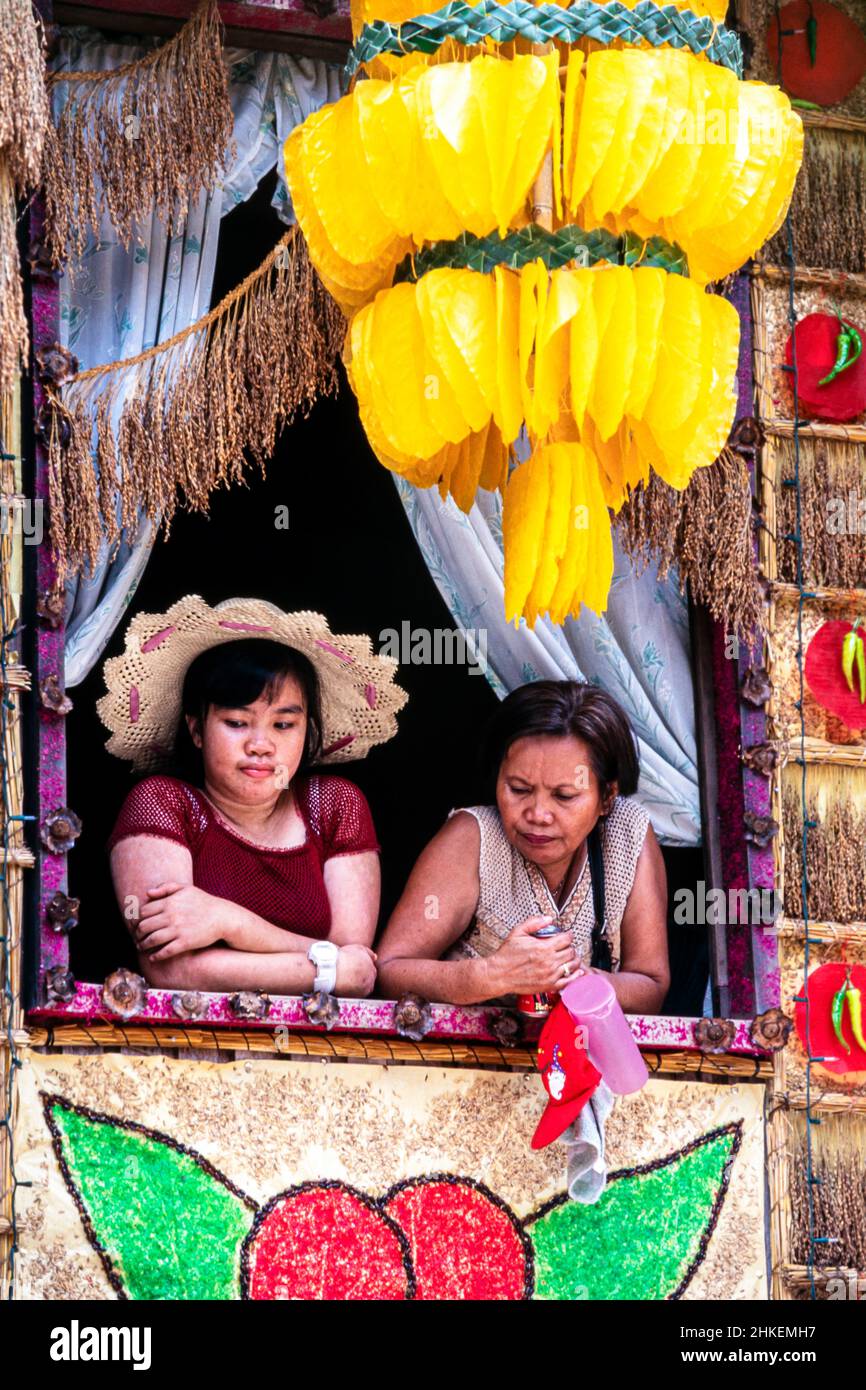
525 1123 742 1300
43 1094 255 1300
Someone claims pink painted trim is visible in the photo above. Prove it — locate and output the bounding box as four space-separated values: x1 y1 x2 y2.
129 686 140 722
218 621 273 632
322 734 355 756
314 641 353 662
364 684 377 708
28 985 766 1055
140 625 176 653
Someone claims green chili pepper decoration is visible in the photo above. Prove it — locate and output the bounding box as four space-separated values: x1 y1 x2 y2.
842 619 866 704
805 7 818 67
832 976 852 1055
846 979 866 1053
818 313 863 387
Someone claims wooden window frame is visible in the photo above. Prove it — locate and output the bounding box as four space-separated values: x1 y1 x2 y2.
22 0 778 1053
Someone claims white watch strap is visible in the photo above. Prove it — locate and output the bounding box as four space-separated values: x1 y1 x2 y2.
309 944 338 994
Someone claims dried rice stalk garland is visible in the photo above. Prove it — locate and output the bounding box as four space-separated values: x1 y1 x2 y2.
790 1120 866 1270
42 0 234 267
775 437 866 589
764 129 866 275
46 227 345 581
615 446 767 642
0 0 49 397
782 776 866 923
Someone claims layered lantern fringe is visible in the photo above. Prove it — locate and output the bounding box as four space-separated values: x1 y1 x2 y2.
42 0 234 267
46 228 345 582
0 0 50 397
286 48 802 303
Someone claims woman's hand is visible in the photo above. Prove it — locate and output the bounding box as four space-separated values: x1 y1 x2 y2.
334 942 378 998
482 916 578 998
134 882 235 961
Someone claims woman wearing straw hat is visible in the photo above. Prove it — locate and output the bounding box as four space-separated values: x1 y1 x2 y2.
99 597 407 998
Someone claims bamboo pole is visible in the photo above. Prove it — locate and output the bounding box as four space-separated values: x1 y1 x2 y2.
752 264 866 297
23 1023 774 1077
0 378 26 1301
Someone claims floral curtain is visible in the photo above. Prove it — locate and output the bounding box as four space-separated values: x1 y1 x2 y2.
52 29 343 687
393 476 701 847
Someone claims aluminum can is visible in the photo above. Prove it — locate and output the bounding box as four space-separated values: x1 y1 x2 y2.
515 922 565 1018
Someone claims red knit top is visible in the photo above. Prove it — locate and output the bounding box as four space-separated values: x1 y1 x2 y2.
106 774 380 939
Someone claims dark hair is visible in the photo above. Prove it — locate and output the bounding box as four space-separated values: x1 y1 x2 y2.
169 639 324 784
480 680 640 807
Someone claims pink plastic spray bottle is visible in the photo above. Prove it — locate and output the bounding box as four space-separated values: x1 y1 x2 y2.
560 970 648 1095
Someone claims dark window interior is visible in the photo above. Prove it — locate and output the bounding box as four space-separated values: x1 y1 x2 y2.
64 171 709 1016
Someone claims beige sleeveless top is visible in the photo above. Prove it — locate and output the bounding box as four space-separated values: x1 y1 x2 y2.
445 795 652 972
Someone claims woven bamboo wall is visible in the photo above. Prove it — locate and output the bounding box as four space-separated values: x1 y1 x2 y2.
744 0 866 1297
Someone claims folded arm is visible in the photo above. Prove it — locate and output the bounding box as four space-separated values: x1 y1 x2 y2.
110 835 379 996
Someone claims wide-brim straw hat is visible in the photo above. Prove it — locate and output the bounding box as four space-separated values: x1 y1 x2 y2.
98 595 408 772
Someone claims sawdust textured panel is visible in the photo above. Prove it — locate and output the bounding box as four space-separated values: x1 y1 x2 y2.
756 279 866 424
742 0 866 120
771 591 866 744
14 1051 767 1301
778 932 866 1098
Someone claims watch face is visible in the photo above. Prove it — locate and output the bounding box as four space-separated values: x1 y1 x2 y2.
311 942 338 964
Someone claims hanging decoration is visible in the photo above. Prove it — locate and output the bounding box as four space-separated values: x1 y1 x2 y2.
285 0 803 625
794 962 866 1075
44 228 345 582
784 310 866 421
42 0 234 267
766 0 866 107
0 0 50 397
804 618 866 731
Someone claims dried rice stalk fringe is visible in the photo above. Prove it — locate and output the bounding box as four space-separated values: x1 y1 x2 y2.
0 164 28 403
782 778 866 923
42 0 234 267
764 129 866 274
775 436 866 589
46 227 345 582
790 1121 866 1271
614 446 766 641
0 0 49 191
0 0 50 397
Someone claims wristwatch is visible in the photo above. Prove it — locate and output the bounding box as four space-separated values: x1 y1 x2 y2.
307 941 339 994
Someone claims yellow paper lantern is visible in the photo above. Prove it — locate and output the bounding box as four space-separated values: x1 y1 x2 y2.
285 0 802 625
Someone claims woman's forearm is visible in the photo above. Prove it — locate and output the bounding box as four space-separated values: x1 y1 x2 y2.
377 954 493 1007
607 969 668 1015
144 946 318 994
220 902 325 955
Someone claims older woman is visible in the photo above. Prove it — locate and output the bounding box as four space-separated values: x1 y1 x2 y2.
378 680 669 1012
101 597 406 998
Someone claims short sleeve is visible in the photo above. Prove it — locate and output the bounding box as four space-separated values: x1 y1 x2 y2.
106 776 201 855
311 776 380 860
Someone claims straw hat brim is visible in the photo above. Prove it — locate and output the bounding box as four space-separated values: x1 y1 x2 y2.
97 596 408 772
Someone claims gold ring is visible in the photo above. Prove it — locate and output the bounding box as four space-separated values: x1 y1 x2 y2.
561 964 571 979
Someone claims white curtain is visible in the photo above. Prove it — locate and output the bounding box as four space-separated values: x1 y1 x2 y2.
393 476 701 846
52 28 343 686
